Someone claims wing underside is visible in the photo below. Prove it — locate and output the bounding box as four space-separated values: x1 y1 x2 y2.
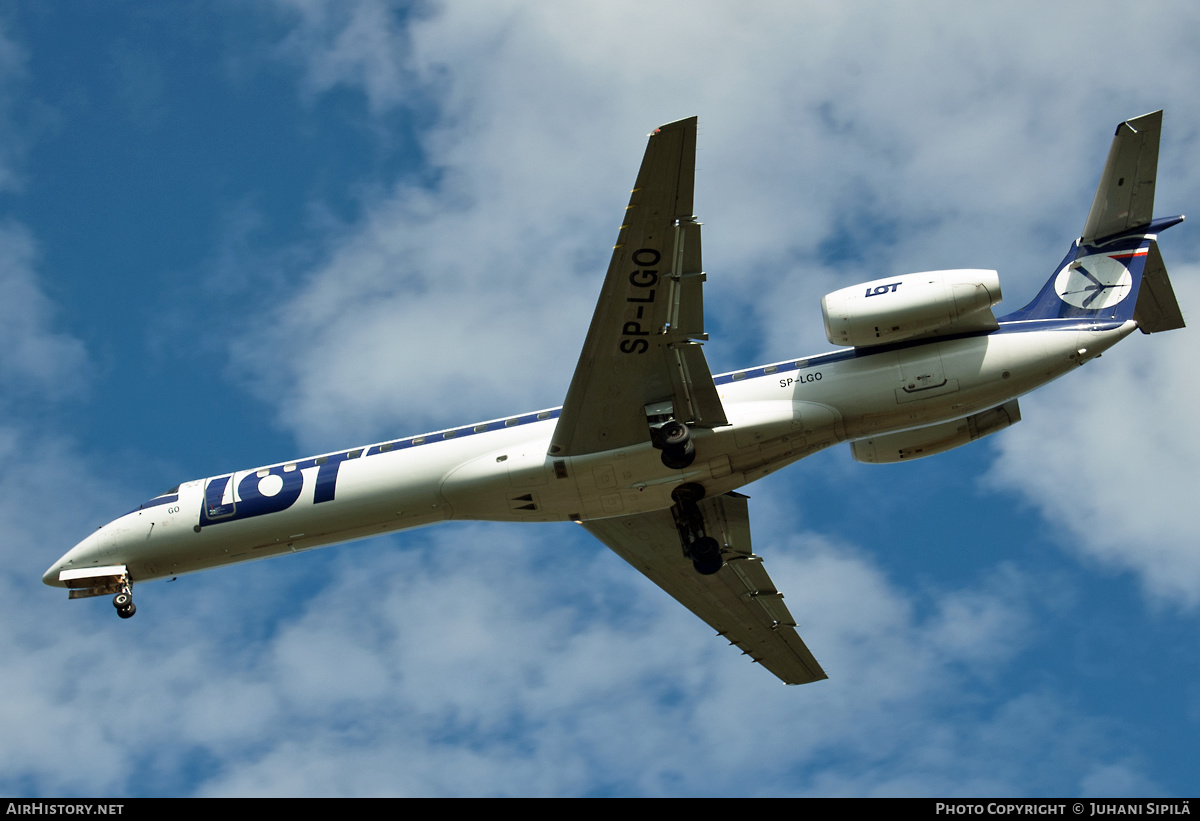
585 493 827 685
550 117 726 458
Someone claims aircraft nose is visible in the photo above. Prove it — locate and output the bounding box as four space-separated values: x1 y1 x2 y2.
42 560 65 587
44 526 113 587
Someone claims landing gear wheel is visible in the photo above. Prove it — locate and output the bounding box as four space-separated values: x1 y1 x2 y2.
669 483 721 574
689 535 724 575
660 421 690 448
113 586 135 618
659 421 696 470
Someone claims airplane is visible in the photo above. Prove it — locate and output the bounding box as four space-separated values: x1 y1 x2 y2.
43 112 1185 686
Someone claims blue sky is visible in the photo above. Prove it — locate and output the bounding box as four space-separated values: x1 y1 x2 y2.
2 1 1198 797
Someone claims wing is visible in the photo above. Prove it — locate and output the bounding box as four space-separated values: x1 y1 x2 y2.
584 492 827 685
549 117 727 458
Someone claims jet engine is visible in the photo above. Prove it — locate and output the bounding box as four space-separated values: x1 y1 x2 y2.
850 400 1020 463
822 269 1002 348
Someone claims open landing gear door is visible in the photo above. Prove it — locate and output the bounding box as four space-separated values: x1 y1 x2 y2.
58 565 129 600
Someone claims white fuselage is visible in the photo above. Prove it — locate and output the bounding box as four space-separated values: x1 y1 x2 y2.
43 320 1134 587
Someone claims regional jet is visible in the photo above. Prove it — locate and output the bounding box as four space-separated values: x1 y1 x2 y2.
44 112 1185 685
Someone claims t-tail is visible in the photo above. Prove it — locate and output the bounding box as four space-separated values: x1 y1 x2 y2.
1000 111 1186 333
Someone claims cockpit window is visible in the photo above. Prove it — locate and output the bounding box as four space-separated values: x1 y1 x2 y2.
137 485 181 511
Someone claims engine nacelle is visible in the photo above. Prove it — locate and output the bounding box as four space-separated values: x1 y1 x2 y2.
850 400 1021 464
822 269 1002 348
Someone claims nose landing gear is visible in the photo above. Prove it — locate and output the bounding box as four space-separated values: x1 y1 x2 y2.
55 564 138 618
113 587 136 619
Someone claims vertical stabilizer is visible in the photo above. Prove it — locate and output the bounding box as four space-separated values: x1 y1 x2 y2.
1001 112 1184 329
1081 111 1161 243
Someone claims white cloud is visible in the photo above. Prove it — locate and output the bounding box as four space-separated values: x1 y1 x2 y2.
988 272 1200 609
11 522 1147 796
240 1 1200 446
225 183 600 449
7 0 1198 798
271 0 422 115
0 425 149 793
0 222 90 402
0 19 30 193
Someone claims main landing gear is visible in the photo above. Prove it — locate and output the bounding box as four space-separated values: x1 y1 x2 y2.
670 483 724 576
113 585 136 619
657 421 696 470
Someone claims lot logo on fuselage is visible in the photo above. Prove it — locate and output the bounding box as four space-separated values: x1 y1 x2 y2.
199 454 348 528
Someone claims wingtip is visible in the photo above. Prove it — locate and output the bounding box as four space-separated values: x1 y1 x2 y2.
650 115 698 136
1118 109 1163 135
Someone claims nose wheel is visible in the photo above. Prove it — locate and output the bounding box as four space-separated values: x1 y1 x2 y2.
113 588 136 619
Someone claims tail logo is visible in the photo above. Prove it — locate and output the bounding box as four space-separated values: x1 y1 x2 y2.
1053 251 1141 310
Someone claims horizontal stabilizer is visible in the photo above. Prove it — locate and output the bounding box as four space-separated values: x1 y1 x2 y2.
1133 242 1186 333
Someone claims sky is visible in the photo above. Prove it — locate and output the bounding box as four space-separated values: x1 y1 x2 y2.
1 0 1198 798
